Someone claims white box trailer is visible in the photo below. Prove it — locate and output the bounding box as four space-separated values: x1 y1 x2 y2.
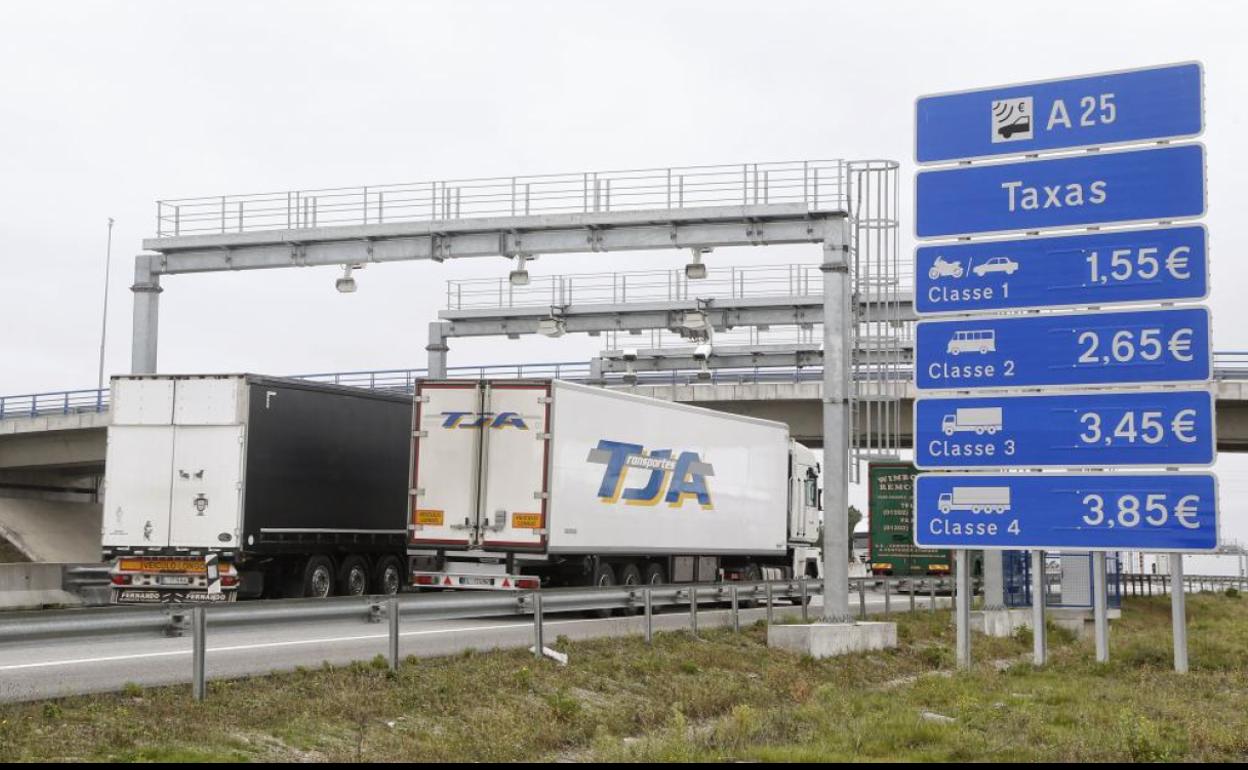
408 380 823 590
102 375 410 602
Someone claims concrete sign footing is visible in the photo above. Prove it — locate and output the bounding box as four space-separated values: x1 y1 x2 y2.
767 621 898 658
971 608 1033 637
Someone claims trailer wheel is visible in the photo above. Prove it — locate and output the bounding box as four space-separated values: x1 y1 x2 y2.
618 563 643 615
337 556 369 597
588 562 616 618
642 562 666 586
301 556 335 599
372 555 404 596
739 563 762 608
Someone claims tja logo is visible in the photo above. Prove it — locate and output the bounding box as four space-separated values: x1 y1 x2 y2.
586 439 713 509
440 411 529 430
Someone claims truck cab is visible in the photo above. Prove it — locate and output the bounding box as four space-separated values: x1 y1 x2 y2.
787 441 823 579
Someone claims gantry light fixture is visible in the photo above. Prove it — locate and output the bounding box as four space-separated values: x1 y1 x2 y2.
685 247 711 280
335 263 361 293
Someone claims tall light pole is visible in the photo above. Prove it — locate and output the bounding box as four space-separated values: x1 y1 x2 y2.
97 218 115 396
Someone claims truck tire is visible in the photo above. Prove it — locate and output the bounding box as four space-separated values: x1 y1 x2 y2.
372 555 404 596
642 563 666 612
337 555 369 597
301 555 336 599
588 562 616 618
642 562 666 586
617 563 643 615
739 563 762 608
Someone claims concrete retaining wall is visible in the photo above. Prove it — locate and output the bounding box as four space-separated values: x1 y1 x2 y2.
0 563 85 610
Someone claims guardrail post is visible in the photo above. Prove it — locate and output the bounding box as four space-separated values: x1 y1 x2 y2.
730 585 740 633
191 606 206 702
643 587 653 643
765 582 774 626
858 578 866 620
799 578 808 623
883 578 891 616
929 579 936 612
388 596 400 672
909 579 916 613
532 591 544 659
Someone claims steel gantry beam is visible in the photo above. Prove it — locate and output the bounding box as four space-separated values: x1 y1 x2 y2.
589 341 913 378
132 204 845 374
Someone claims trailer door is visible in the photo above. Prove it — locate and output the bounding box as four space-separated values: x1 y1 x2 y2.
479 383 550 551
167 379 246 549
102 378 176 549
411 383 482 548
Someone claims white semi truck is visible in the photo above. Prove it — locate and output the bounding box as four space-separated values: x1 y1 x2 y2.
407 380 824 590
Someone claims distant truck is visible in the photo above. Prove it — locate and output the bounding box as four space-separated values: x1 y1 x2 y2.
407 380 823 590
102 375 410 603
937 487 1011 515
867 463 950 578
941 407 1003 436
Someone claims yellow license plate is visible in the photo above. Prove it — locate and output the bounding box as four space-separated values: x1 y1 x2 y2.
118 559 206 573
511 512 543 529
415 509 445 526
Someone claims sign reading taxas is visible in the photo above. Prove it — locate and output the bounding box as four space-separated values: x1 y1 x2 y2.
916 225 1208 315
916 145 1206 238
917 62 1203 162
587 439 714 509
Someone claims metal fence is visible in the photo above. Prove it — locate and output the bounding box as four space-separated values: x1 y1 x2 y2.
154 160 849 237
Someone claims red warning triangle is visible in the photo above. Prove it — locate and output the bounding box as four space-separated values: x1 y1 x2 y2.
501 578 511 588
443 576 453 586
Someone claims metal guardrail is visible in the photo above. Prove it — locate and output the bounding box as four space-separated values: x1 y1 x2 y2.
6 351 1248 421
154 160 849 237
0 576 951 701
1119 572 1248 597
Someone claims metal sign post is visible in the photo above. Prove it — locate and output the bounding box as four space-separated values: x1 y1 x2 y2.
1031 549 1047 666
1172 554 1189 673
955 549 972 668
1092 551 1110 663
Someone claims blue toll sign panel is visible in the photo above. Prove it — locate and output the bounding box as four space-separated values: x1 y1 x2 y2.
914 472 1218 552
915 225 1208 316
916 307 1211 391
916 62 1203 163
915 144 1206 238
914 389 1215 470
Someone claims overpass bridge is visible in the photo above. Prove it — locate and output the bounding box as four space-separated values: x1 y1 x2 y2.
1 357 1245 561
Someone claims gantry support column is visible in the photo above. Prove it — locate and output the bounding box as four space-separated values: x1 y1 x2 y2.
426 321 450 379
820 220 852 623
130 255 162 374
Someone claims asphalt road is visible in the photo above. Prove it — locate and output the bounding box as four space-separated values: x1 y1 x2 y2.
0 592 950 704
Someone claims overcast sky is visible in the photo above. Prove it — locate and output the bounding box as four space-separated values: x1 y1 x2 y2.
2 0 1246 539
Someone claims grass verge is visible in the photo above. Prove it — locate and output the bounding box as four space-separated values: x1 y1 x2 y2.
2 593 1248 761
